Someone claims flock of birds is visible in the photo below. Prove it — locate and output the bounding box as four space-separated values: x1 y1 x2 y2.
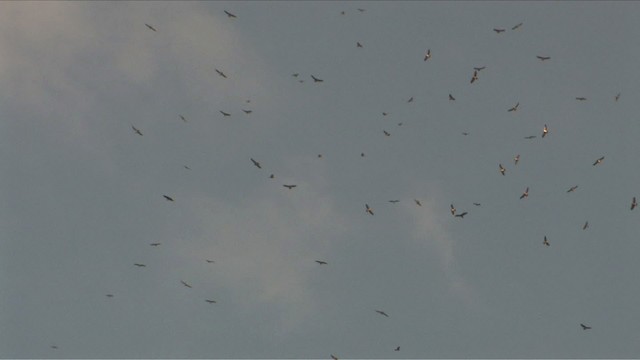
43 5 637 356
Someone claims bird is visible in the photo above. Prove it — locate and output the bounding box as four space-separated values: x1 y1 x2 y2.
499 164 506 176
382 112 388 116
250 158 262 169
407 96 414 103
145 23 157 32
365 204 374 215
567 185 579 193
424 49 431 61
181 280 192 288
455 212 468 218
473 203 481 206
450 204 456 216
383 130 391 137
542 124 548 138
615 93 621 102
375 309 389 317
357 8 366 12
150 243 161 246
315 260 328 265
205 299 217 304
593 156 605 166
415 199 422 206
163 195 174 201
205 259 215 263
575 97 587 101
449 94 456 101
514 154 520 165
524 135 537 139
543 236 550 246
242 109 252 114
183 165 191 170
318 154 323 158
389 200 400 203
583 221 589 230
361 153 365 157
131 125 143 136
292 73 299 77
536 55 551 61
311 75 324 82
631 197 637 210
224 10 237 18
179 115 187 122
51 345 59 350
215 69 227 78
473 66 486 71
520 187 529 199
461 132 469 136
512 22 523 30
508 102 519 112
134 263 146 267
269 174 275 179
493 28 506 33
357 42 363 48
220 110 231 117
331 355 339 360
394 346 400 351
581 323 592 330
470 70 479 84
283 184 297 189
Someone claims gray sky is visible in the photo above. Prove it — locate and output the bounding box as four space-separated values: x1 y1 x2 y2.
1 1 640 358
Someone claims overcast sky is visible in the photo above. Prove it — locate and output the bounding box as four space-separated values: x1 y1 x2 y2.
2 1 640 358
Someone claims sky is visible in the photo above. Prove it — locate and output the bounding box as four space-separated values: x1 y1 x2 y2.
1 1 640 358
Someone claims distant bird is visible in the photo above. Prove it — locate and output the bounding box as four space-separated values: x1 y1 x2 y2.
145 23 157 32
583 221 589 230
536 55 551 61
311 75 324 82
473 203 481 206
382 112 388 116
150 243 161 246
283 184 297 189
220 110 231 117
455 212 468 218
361 152 365 157
581 323 591 330
365 204 374 215
631 197 637 210
508 102 519 112
269 174 274 179
524 135 537 139
179 115 187 122
383 130 391 136
449 94 456 101
163 195 174 201
470 70 479 84
205 259 215 263
357 42 363 48
131 125 143 136
615 93 621 102
375 309 389 317
341 11 345 15
292 73 299 77
543 236 550 246
567 185 579 193
242 109 252 114
424 49 431 61
473 66 486 71
315 260 328 265
450 204 456 216
51 345 59 350
205 299 217 304
575 97 587 101
499 164 506 176
397 122 403 126
542 124 548 138
592 156 604 166
512 22 523 30
331 355 339 360
415 199 422 206
493 28 506 33
407 96 414 103
215 69 227 78
250 158 262 169
520 187 529 199
514 154 520 165
224 10 237 18
318 154 323 158
389 200 400 203
134 263 146 267
394 346 400 351
181 280 192 288
183 165 191 170
106 294 114 297
357 8 366 12
461 132 469 136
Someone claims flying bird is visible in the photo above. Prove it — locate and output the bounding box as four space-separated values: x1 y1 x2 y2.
593 156 604 166
407 96 414 103
450 204 456 216
512 22 523 30
318 154 323 158
543 236 550 246
51 345 59 350
493 28 506 33
514 154 520 165
375 309 389 317
382 112 388 116
520 187 529 199
145 23 157 32
455 212 468 218
449 94 456 101
567 185 579 193
508 102 520 112
383 130 391 136
631 197 637 210
331 355 339 360
134 263 146 267
224 10 237 18
461 132 469 136
179 115 187 122
220 110 231 117
357 42 363 48
283 184 297 189
615 93 621 102
183 165 191 170
269 174 274 179
292 73 299 77
315 260 328 265
205 259 215 263
473 66 486 71
150 243 161 246
242 109 252 114
361 152 365 157
542 124 548 138
470 70 479 84
424 49 431 61
106 294 114 298
499 164 506 176
181 280 192 288
205 299 217 304
581 323 592 330
537 55 551 61
394 346 400 351
250 158 262 169
131 125 143 136
311 75 324 83
575 97 587 101
215 69 227 78
357 8 366 12
524 135 537 139
473 203 481 206
389 200 400 203
365 204 374 215
583 221 589 230
414 199 422 206
163 195 174 201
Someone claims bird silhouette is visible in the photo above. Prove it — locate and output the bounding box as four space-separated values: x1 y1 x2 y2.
575 97 587 101
455 212 468 218
163 195 174 201
331 355 339 360
543 236 550 246
179 115 187 122
537 55 551 61
283 184 297 189
150 243 161 246
131 125 143 136
615 93 621 102
583 221 589 230
508 102 519 112
499 164 506 176
542 124 549 138
449 94 456 101
134 263 146 267
205 259 215 263
292 73 299 77
520 187 529 199
473 203 481 206
493 28 506 33
311 75 324 82
407 96 414 103
514 154 520 165
106 294 114 298
375 309 389 317
580 323 591 330
593 156 605 166
567 185 579 193
205 299 217 304
357 42 363 48
512 22 523 30
524 135 537 139
215 69 227 78
315 260 328 265
145 23 157 32
414 199 422 206
424 49 431 61
365 204 374 215
251 158 262 169
470 70 479 84
394 346 400 351
473 66 486 71
389 200 400 203
224 10 237 18
631 197 637 210
383 130 391 136
450 204 456 216
220 110 231 117
181 280 192 288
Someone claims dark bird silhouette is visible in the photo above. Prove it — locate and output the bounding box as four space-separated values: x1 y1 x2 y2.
106 294 114 298
542 124 548 138
51 345 59 350
581 323 591 330
220 110 231 117
583 221 589 230
365 204 374 215
514 154 520 165
499 164 506 176
493 28 506 33
455 212 468 218
311 75 324 83
575 97 587 101
450 204 456 216
382 112 388 116
593 156 604 166
394 346 400 351
179 115 187 122
283 184 297 189
524 135 537 139
224 10 237 18
383 130 391 136
357 42 363 48
461 132 469 136
131 125 143 136
183 165 191 170
512 22 523 30
270 174 274 179
250 158 262 169
205 259 215 263
315 260 328 265
424 49 431 61
508 102 519 112
318 154 323 158
181 280 192 288
389 200 400 203
449 94 456 101
163 195 174 201
415 199 422 206
375 309 389 317
215 69 227 78
567 185 579 193
470 70 479 84
361 153 365 157
357 8 366 12
134 263 146 267
520 187 529 199
543 236 550 246
631 197 637 210
331 355 339 360
407 96 414 103
473 66 486 71
473 203 481 206
145 23 157 32
292 73 299 77
615 93 621 102
150 243 161 246
242 109 252 114
537 55 551 61
205 299 217 304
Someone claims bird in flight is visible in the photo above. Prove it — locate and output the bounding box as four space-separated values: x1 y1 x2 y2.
473 202 481 206
514 154 520 165
592 156 604 166
524 135 537 139
134 263 146 267
542 124 549 138
205 259 215 263
575 97 587 101
240 109 252 114
311 75 324 83
543 236 550 246
315 260 328 265
318 154 323 158
455 212 468 218
205 299 217 304
508 102 520 112
580 323 592 330
331 355 339 360
106 294 114 298
150 243 161 246
389 200 400 203
414 199 422 206
461 132 469 136
163 195 174 202
407 96 414 103
375 309 389 317
583 221 589 230
365 204 374 215
357 8 365 12
131 125 143 136
615 93 621 102
537 55 551 61
215 69 227 78
512 22 523 30
520 187 529 199
450 204 456 216
449 94 456 101
220 110 231 117
181 280 192 288
394 346 400 351
269 174 274 179
631 197 637 210
145 23 157 32
250 158 262 169
567 185 579 193
499 164 506 176
470 70 479 84
283 184 297 189
424 49 431 61
51 345 59 350
383 130 391 137
292 73 299 77
224 10 237 18
473 66 486 71
357 42 363 48
361 152 365 157
493 28 506 33
179 115 187 122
